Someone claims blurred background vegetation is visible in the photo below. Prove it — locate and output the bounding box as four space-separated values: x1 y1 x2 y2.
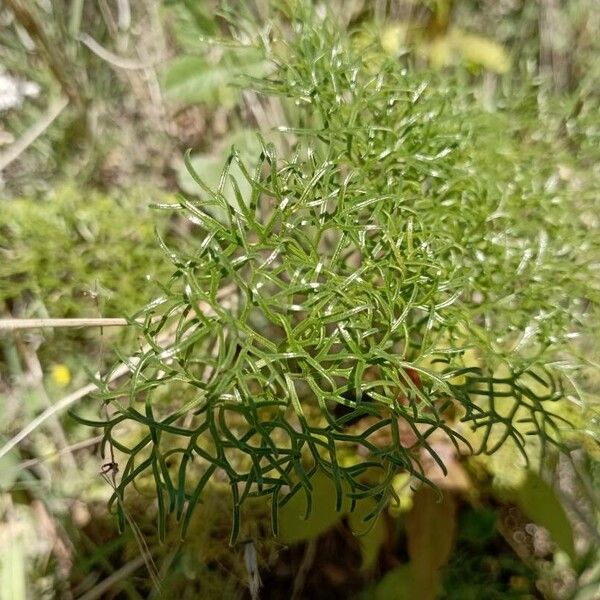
0 1 599 598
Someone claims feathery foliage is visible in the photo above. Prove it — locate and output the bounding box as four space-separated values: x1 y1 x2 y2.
79 6 599 541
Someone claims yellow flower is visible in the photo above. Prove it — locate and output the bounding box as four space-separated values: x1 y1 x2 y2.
51 364 71 387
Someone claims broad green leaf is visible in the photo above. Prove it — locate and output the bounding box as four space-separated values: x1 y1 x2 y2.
366 565 415 600
406 487 457 600
163 3 219 53
451 29 511 74
389 473 414 515
425 35 454 70
379 24 409 57
574 577 600 600
176 129 262 222
463 363 549 488
0 448 20 492
373 18 510 74
348 499 386 570
0 535 26 600
177 153 222 197
278 471 386 564
162 50 269 108
419 27 510 73
162 56 234 106
278 471 349 543
505 471 576 562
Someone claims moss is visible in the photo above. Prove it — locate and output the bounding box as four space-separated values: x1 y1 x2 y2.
0 183 174 319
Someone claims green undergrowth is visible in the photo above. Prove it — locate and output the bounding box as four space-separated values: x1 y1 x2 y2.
0 184 177 318
79 5 600 545
0 184 178 365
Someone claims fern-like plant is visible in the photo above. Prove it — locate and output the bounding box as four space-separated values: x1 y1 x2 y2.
77 5 599 543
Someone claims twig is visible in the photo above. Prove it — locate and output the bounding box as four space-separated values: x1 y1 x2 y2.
77 32 159 70
116 0 131 32
243 541 262 600
17 435 103 472
76 555 146 600
0 96 68 171
555 486 600 547
291 538 318 600
0 318 129 331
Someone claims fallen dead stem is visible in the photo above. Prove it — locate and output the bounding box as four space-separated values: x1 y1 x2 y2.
1 317 134 330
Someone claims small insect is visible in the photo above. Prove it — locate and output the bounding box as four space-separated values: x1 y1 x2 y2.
101 461 119 476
